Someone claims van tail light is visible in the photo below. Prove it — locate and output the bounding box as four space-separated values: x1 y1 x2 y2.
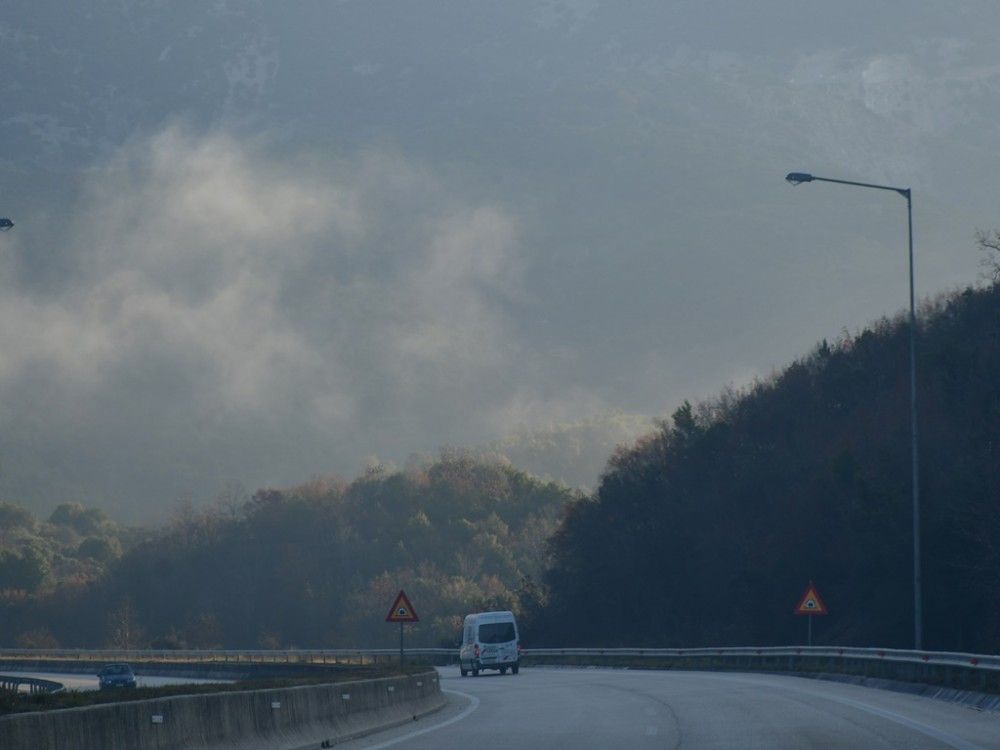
474 644 480 658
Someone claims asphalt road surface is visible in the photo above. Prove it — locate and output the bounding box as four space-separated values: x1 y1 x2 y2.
338 667 1000 749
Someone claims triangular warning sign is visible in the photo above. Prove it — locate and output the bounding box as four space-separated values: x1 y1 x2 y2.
385 589 419 622
794 581 828 615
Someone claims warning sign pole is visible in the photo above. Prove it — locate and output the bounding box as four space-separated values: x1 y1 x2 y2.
793 581 828 647
385 589 419 665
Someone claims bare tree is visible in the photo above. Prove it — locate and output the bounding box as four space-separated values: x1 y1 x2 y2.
107 597 143 650
976 228 1000 284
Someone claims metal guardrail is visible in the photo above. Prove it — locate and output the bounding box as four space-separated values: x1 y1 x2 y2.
0 645 998 671
522 646 1000 672
0 675 65 695
3 646 998 701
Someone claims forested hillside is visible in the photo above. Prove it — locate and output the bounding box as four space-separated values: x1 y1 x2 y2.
541 282 1000 652
0 455 577 649
5 282 1000 653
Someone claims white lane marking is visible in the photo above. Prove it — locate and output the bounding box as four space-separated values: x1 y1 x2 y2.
358 689 480 749
645 725 659 736
716 675 985 750
818 695 985 750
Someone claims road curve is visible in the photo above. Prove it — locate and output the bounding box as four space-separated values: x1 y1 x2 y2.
337 667 1000 749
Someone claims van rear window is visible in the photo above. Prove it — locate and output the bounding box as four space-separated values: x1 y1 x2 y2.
478 622 515 643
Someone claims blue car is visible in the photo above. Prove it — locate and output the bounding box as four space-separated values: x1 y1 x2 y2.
97 663 137 690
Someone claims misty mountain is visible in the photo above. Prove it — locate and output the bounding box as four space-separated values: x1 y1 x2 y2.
7 2 998 178
485 411 655 491
1 2 999 518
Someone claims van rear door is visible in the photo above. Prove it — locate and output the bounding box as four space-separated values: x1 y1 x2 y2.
478 620 517 665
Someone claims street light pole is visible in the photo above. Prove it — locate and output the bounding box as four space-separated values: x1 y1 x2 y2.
785 172 922 651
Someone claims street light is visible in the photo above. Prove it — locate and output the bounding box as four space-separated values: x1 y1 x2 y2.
0 218 13 231
785 171 922 651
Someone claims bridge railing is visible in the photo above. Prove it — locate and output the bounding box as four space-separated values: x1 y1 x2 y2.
0 674 65 695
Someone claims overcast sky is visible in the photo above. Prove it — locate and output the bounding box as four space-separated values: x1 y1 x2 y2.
2 1 999 520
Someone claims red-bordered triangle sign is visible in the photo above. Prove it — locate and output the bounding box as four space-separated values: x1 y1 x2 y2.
794 581 828 615
385 589 419 623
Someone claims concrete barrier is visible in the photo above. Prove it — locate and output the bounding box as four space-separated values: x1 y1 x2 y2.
0 670 445 750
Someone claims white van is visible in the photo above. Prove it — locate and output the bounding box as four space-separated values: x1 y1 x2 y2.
458 610 521 676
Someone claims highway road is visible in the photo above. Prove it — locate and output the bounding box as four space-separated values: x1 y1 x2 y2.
0 670 229 691
339 667 1000 749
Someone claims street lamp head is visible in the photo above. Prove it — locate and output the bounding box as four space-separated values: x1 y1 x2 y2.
0 218 13 231
785 172 814 185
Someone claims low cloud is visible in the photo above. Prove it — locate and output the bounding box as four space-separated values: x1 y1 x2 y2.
0 128 550 517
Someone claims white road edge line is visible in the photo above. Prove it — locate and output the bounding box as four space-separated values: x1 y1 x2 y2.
816 694 985 750
715 675 985 750
356 689 481 749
